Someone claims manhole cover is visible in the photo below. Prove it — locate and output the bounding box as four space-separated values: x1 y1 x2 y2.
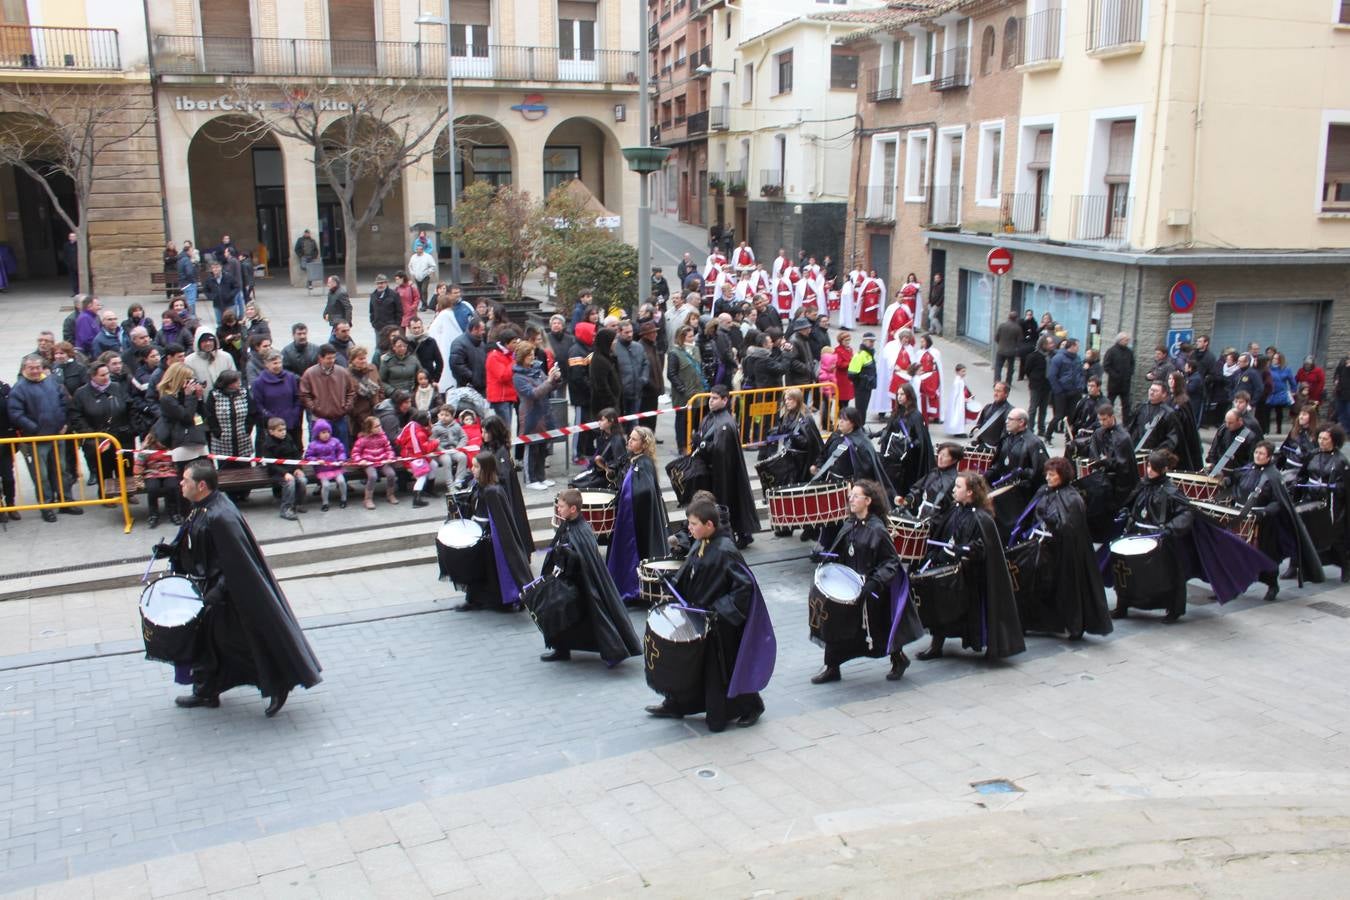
696 768 717 779
971 778 1022 795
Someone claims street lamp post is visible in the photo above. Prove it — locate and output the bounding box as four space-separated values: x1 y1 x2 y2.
623 3 668 312
416 2 462 287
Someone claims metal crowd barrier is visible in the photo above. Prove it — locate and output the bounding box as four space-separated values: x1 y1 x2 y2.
682 382 841 454
0 433 134 532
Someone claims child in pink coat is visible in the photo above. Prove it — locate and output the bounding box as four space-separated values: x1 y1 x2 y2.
350 416 399 509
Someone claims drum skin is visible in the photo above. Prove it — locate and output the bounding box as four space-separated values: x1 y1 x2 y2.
808 563 865 646
139 576 204 665
436 520 491 586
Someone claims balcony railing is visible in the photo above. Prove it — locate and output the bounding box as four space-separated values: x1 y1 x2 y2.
932 48 969 90
1000 192 1050 237
709 104 728 130
686 109 708 136
152 34 640 84
1070 193 1132 245
1087 0 1144 52
650 125 662 145
0 25 121 71
648 24 659 45
675 55 686 69
865 66 902 102
673 113 686 126
760 169 783 197
928 185 962 226
864 185 896 221
1017 7 1063 66
697 46 710 68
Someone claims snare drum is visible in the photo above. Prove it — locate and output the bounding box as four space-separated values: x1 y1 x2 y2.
139 575 204 665
958 447 993 474
436 519 489 585
644 604 710 697
1136 451 1151 479
888 516 931 563
1170 471 1221 503
638 559 684 608
1192 500 1259 545
579 490 618 536
766 481 850 527
808 563 864 645
1074 457 1101 481
910 564 968 630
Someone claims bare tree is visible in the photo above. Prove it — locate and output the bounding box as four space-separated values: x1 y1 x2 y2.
0 83 155 294
222 82 448 291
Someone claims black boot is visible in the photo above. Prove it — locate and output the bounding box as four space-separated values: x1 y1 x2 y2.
540 648 571 662
886 652 910 681
175 692 219 709
1261 572 1279 602
810 665 841 684
916 639 945 661
264 689 290 718
412 491 429 508
1111 604 1129 620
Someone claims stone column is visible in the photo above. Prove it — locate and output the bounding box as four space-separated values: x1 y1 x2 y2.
279 134 319 287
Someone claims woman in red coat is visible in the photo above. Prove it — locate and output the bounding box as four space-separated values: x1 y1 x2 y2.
833 330 855 405
1296 356 1326 403
485 324 521 431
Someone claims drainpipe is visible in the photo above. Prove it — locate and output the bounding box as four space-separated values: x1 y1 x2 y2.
1185 0 1211 247
141 5 174 270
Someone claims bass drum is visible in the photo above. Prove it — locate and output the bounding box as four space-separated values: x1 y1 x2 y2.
644 605 710 697
436 519 490 586
1006 537 1057 630
808 563 864 646
139 575 204 665
754 444 798 494
910 564 968 631
1107 534 1175 610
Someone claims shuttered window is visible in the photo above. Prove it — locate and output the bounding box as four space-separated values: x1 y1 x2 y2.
559 0 597 62
329 0 375 42
451 0 491 25
1104 119 1135 184
1028 129 1053 170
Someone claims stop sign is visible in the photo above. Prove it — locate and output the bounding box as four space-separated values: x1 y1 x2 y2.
986 247 1013 275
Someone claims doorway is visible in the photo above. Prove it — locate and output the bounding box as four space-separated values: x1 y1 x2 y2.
317 201 346 265
867 232 891 283
8 161 76 280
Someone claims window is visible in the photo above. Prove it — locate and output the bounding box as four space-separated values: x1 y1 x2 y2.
725 10 732 40
674 38 686 67
866 135 899 218
774 50 794 94
1341 0 1350 24
543 146 581 194
1088 0 1144 51
1020 126 1054 233
469 146 512 188
741 62 753 103
904 130 931 201
1104 120 1135 229
559 1 597 62
674 95 686 123
872 38 903 101
976 122 1003 205
449 0 491 60
1002 17 1020 68
980 26 996 76
912 29 935 82
830 48 859 89
1322 122 1350 212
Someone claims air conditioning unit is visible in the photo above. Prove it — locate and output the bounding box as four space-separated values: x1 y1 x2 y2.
1166 208 1191 226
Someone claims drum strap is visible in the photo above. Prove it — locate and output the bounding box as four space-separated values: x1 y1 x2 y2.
1207 427 1252 479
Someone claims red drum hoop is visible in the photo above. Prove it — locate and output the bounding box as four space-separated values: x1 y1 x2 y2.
958 448 993 474
766 481 850 527
1169 471 1221 503
579 490 618 536
888 515 931 563
1192 500 1259 545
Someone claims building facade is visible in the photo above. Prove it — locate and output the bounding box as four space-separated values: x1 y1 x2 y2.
146 0 642 286
0 0 165 296
842 0 1026 293
909 0 1349 369
649 0 710 228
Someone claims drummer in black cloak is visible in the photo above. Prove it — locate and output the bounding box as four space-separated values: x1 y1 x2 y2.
449 452 534 611
537 488 642 665
607 426 671 604
666 489 730 560
757 388 825 487
1105 450 1273 622
157 460 321 717
877 383 934 499
570 407 626 490
646 495 776 731
914 471 1025 661
811 406 895 498
1299 425 1350 582
810 480 923 685
693 384 761 548
1227 440 1324 599
1006 457 1113 640
1080 402 1139 543
481 413 535 552
895 441 962 521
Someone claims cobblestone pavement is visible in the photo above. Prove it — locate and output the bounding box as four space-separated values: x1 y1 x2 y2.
3 549 1350 896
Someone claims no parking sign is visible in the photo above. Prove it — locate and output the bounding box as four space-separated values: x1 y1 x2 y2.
1169 280 1197 314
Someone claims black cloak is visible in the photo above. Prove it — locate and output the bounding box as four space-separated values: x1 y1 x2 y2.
970 399 1011 448
1207 424 1257 477
902 464 958 520
1300 449 1349 568
1129 402 1180 454
1010 485 1113 638
818 514 923 665
169 490 322 699
987 429 1049 538
571 429 626 490
662 531 772 732
463 482 534 608
695 408 761 537
812 430 896 507
878 408 935 498
1231 463 1325 585
757 409 825 486
541 517 642 662
490 443 536 552
919 504 1025 658
1170 399 1204 471
606 454 671 602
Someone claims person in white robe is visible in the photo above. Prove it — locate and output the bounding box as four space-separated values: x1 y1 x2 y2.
943 363 980 436
427 303 464 393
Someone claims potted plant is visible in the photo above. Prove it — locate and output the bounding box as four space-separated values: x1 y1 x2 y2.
760 183 783 199
728 179 746 197
709 176 725 194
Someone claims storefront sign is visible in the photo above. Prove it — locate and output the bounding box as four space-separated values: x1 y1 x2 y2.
173 95 358 113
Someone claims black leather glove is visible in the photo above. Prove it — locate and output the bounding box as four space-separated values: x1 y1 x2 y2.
151 541 175 560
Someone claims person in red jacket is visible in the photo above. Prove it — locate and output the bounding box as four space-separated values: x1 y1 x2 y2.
1296 356 1326 403
834 329 855 406
485 323 522 432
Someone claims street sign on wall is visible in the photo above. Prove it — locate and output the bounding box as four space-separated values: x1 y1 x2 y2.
1169 279 1197 314
986 247 1013 275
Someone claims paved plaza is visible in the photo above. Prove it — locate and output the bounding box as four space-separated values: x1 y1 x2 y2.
3 218 1350 896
